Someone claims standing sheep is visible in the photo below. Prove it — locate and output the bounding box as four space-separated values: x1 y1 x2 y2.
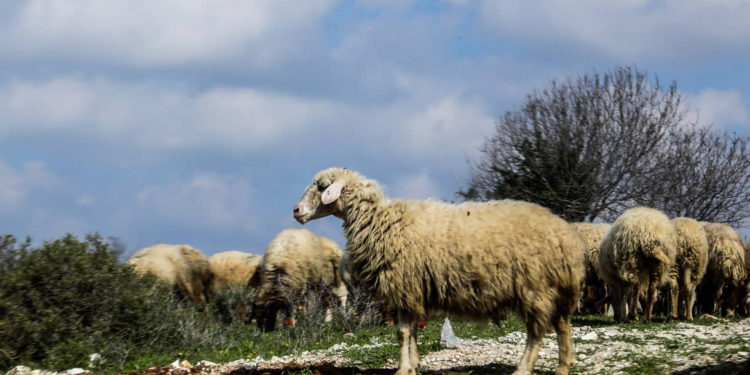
572 222 611 315
127 244 213 305
598 207 676 323
208 251 261 293
293 168 584 375
252 228 347 332
696 223 746 317
668 217 709 321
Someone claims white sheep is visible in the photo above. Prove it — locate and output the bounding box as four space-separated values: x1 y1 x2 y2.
668 217 709 321
127 243 213 304
208 250 261 293
293 168 584 375
571 222 611 315
598 207 677 323
252 228 347 331
696 222 746 317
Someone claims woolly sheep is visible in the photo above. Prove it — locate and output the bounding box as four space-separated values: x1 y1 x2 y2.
571 222 611 315
252 228 347 332
598 207 676 323
208 251 261 293
127 244 213 304
668 217 709 321
293 168 584 375
696 223 746 317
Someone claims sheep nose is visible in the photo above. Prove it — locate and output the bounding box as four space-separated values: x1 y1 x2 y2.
293 205 301 214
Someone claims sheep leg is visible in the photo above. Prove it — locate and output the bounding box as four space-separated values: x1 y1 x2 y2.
513 320 544 375
627 283 639 322
395 311 417 375
409 320 420 368
644 273 657 322
669 281 679 320
611 284 627 323
553 314 573 375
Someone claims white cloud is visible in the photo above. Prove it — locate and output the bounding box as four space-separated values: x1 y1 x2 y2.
0 77 339 151
136 173 257 232
388 170 443 200
479 0 750 63
0 161 58 208
0 0 336 67
690 89 749 128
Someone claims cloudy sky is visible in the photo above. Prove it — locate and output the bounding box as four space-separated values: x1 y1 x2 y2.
1 0 749 256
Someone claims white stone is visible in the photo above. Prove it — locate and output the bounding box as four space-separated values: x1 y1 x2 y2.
580 331 598 341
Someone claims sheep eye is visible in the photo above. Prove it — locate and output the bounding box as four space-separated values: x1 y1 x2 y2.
317 183 328 192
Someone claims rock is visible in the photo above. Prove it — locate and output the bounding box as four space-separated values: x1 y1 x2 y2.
63 369 86 375
5 366 31 375
580 331 598 341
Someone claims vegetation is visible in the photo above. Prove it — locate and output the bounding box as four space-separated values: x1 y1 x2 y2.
1 233 747 375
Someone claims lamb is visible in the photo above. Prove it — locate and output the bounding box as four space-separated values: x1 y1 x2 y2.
293 167 584 375
598 207 676 323
696 223 746 317
251 228 348 332
127 244 213 304
571 222 611 315
208 251 261 293
668 217 709 321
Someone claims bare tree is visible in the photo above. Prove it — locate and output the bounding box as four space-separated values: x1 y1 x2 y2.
460 66 684 222
636 126 750 226
460 66 750 227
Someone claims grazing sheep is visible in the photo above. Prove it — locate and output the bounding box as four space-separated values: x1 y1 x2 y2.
598 207 677 323
293 168 584 375
668 217 709 321
571 222 611 315
127 244 213 304
252 228 347 332
208 251 261 293
744 240 750 316
696 223 746 317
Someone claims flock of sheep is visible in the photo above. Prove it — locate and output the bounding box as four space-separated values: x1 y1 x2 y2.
125 167 750 375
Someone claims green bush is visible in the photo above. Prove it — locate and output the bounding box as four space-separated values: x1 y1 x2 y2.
0 233 230 372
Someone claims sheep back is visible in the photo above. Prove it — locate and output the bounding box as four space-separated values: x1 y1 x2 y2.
599 207 677 286
254 228 342 306
572 222 611 282
208 251 260 293
346 198 585 321
702 223 746 287
127 243 212 304
671 217 709 286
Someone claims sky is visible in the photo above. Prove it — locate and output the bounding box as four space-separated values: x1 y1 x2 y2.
1 0 749 257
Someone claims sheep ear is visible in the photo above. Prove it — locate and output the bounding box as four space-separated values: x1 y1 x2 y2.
321 181 343 204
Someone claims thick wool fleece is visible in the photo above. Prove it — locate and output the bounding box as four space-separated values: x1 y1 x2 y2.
253 228 345 329
127 244 213 304
208 251 261 293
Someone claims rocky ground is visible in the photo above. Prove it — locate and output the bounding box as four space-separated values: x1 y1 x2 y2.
7 317 750 375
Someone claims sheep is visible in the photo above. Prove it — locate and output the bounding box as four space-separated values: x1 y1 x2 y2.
127 244 213 305
208 250 261 293
598 207 676 323
571 222 611 315
667 217 709 321
293 167 584 375
251 228 348 332
696 223 746 317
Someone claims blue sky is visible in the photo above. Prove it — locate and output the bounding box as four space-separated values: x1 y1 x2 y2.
1 0 749 256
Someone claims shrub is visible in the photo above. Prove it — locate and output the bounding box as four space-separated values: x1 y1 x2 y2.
0 233 227 371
